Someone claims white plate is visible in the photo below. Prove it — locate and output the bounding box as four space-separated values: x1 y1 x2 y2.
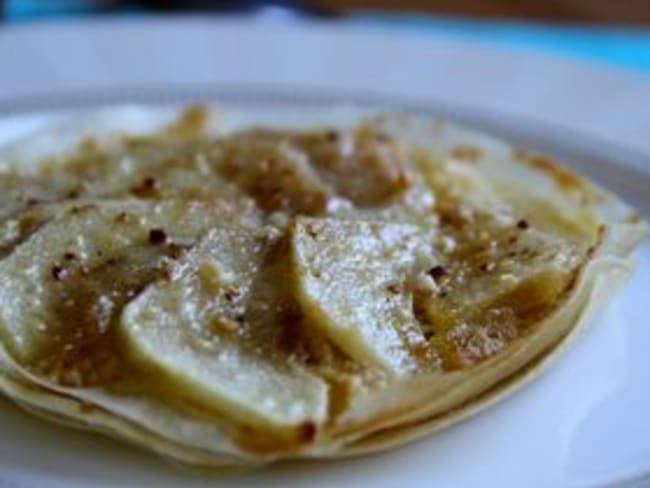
0 17 649 488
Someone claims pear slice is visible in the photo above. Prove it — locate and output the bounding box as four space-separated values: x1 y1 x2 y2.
0 199 256 385
0 203 65 259
120 226 328 437
290 217 435 376
416 224 583 369
433 226 583 316
217 134 332 214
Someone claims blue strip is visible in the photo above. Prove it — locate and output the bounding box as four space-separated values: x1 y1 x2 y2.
349 13 650 75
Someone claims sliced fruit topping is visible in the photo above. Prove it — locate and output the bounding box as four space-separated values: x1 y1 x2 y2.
0 199 252 386
216 134 332 214
0 203 67 259
290 125 414 207
415 212 584 369
120 225 328 436
290 217 436 376
223 126 435 216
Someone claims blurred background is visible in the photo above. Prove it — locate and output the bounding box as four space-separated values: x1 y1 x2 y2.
3 0 650 23
2 0 650 74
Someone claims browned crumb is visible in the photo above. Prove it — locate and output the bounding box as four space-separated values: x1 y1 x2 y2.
223 286 240 303
324 130 339 142
516 219 530 230
427 265 447 283
386 283 401 294
78 401 96 413
297 421 317 443
130 176 159 197
148 228 168 245
51 265 67 281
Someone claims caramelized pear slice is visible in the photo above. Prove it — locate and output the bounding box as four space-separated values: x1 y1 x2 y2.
0 199 256 385
438 226 582 314
290 217 434 376
0 203 65 259
216 134 332 214
120 226 328 436
417 224 583 369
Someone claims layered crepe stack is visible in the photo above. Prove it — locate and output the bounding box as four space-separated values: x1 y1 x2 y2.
0 106 645 469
